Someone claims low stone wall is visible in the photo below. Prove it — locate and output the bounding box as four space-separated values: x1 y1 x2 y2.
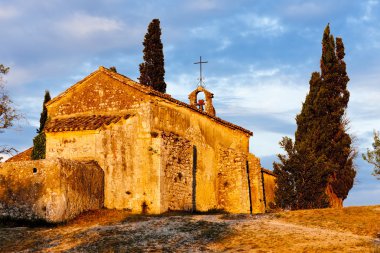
0 158 104 223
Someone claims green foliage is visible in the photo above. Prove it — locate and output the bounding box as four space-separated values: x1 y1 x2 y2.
37 90 51 133
32 90 51 160
139 19 166 93
362 131 380 179
31 132 46 160
274 24 356 210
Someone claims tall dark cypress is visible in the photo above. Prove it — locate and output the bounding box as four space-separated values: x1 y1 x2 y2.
274 24 356 209
32 90 51 160
139 19 166 93
37 90 51 133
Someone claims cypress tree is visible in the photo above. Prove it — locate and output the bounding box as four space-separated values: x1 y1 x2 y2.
37 90 51 133
139 19 166 93
274 24 356 209
32 90 51 160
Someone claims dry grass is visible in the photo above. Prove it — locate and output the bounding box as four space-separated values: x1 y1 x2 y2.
274 205 380 237
0 206 379 252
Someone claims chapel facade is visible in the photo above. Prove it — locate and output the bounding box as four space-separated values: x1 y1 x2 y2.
0 66 267 222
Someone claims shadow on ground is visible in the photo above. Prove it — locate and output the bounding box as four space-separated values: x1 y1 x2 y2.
0 214 233 252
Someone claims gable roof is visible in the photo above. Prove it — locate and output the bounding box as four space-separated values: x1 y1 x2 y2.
45 115 130 133
5 147 33 162
46 66 253 136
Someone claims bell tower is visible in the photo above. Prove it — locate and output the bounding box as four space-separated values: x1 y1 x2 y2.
188 56 216 116
188 86 216 116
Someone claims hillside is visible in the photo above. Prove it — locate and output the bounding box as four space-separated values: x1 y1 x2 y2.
0 206 379 252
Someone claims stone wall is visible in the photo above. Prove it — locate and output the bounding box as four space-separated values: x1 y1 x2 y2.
43 67 263 215
46 105 163 214
248 154 265 213
151 101 254 213
0 159 104 223
96 111 161 213
160 132 192 212
217 148 249 213
262 169 276 209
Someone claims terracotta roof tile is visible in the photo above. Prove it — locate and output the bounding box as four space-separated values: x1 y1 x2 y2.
5 147 33 162
45 115 129 133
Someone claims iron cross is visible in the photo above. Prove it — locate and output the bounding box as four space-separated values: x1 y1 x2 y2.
194 56 208 87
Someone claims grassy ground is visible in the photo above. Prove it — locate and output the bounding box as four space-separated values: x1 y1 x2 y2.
275 205 380 237
0 206 379 252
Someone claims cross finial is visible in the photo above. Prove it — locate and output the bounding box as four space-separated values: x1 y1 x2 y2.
194 56 208 87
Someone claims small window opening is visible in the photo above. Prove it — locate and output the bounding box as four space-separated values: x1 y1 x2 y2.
33 168 38 174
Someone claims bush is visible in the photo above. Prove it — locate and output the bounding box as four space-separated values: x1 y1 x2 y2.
31 132 46 160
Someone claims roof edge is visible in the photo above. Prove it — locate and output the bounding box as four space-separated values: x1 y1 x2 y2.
46 66 253 136
100 67 253 136
261 168 276 177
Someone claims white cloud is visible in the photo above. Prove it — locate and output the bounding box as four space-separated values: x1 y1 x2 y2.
190 24 220 39
362 0 378 21
166 73 196 100
346 72 380 146
55 13 123 39
0 5 19 20
0 153 11 162
239 13 285 37
284 2 325 18
167 64 307 125
208 66 307 121
189 24 232 51
250 130 286 157
185 0 219 11
347 0 379 23
189 13 285 50
216 38 232 51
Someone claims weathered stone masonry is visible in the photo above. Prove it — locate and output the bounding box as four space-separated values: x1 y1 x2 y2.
0 159 104 223
160 132 192 211
1 66 268 221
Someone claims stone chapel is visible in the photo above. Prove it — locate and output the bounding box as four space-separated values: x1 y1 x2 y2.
0 66 269 222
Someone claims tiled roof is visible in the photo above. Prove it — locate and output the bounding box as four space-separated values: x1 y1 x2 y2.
46 66 253 136
45 115 130 132
5 147 33 162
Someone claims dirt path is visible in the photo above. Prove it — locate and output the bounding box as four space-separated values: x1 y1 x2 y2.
0 213 378 252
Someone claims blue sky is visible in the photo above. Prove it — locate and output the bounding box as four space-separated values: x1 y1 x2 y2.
1 0 379 206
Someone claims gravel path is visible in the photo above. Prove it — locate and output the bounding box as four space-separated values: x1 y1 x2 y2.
0 213 378 252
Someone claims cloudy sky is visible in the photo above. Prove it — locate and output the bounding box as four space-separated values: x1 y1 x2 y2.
1 0 379 206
